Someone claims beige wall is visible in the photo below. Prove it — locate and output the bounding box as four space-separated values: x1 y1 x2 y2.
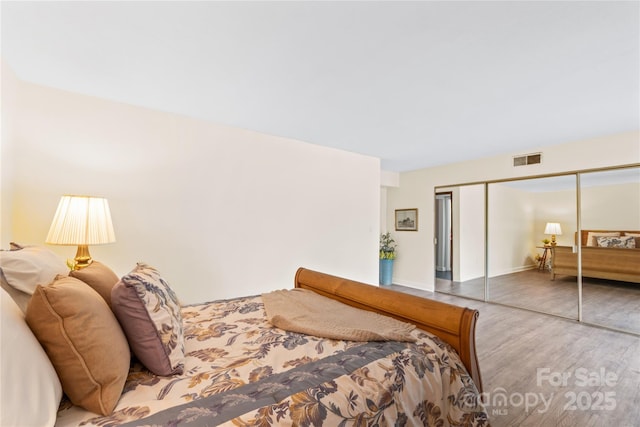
455 185 485 281
1 68 381 303
1 62 17 245
581 181 640 230
487 183 536 277
387 131 640 290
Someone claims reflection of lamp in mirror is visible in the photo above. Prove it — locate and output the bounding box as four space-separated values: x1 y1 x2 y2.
544 222 562 246
46 195 116 270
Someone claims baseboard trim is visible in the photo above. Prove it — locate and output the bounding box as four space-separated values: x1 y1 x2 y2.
388 279 434 292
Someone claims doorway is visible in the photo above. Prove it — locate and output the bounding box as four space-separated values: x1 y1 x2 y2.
435 192 452 280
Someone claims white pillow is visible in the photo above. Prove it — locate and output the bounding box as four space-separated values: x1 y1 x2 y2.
0 271 31 313
586 232 620 247
0 245 68 294
0 287 63 427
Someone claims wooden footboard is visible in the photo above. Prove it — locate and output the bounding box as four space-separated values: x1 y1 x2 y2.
294 267 482 393
552 245 640 283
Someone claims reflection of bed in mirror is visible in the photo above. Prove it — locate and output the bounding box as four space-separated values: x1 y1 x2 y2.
551 230 640 284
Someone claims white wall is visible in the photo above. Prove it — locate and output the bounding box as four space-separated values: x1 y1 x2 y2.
581 182 640 230
456 185 485 281
380 170 399 233
531 188 578 247
2 70 381 304
487 184 535 277
386 131 640 290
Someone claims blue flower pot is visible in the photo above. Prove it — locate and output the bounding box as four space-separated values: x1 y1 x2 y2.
379 259 394 286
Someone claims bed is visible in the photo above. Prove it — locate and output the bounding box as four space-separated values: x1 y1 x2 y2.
551 230 640 283
1 245 488 427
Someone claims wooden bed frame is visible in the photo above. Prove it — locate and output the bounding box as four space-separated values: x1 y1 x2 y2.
551 230 640 283
294 267 483 392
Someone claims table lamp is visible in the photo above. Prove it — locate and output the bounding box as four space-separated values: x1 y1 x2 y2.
46 195 116 270
544 222 562 246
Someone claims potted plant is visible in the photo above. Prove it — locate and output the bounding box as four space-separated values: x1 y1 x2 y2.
379 232 397 286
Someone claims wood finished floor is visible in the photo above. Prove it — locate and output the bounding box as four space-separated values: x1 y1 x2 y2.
434 269 640 333
389 284 640 427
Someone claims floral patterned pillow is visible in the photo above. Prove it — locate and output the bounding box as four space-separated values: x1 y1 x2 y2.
111 263 184 376
625 233 640 248
596 235 636 249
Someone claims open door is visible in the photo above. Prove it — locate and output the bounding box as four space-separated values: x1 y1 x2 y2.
435 184 486 301
435 192 452 280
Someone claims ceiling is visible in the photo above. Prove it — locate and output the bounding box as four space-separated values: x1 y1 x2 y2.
2 1 638 172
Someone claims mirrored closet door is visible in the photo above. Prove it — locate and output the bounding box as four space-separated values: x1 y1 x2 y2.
434 184 486 300
579 167 640 334
435 164 640 335
486 175 578 319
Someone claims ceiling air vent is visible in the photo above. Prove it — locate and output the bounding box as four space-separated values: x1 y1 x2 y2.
513 152 542 167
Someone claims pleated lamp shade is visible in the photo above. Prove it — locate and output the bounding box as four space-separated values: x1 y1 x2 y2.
46 195 115 269
543 222 562 236
543 222 562 246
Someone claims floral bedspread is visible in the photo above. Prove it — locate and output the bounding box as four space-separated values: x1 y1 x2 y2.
56 295 488 426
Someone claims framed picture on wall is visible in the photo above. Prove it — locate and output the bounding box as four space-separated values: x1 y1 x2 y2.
395 208 418 231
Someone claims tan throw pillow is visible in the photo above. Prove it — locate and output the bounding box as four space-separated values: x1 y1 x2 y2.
70 261 119 308
586 232 620 246
25 276 130 415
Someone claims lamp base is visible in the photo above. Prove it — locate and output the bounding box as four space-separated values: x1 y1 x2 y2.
550 235 557 246
73 245 93 270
